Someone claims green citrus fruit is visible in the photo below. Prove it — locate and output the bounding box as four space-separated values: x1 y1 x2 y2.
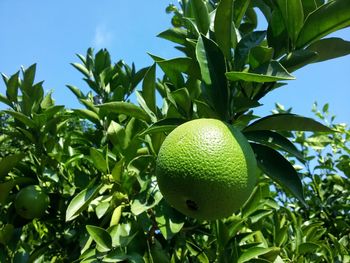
0 224 14 245
14 185 50 219
155 118 258 220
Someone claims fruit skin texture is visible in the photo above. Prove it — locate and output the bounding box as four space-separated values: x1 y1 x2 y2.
14 185 50 220
156 118 258 220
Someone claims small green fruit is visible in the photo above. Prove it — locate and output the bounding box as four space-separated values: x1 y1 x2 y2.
14 185 50 219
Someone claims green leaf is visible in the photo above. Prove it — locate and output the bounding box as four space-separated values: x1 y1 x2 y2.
238 247 279 263
171 88 191 117
142 64 156 114
267 9 288 58
73 109 100 125
157 28 188 45
296 0 350 48
194 99 221 119
136 91 157 123
71 62 91 78
233 0 251 27
244 130 304 160
298 242 321 254
186 241 209 263
89 148 107 173
140 118 185 136
4 110 36 128
40 91 55 109
66 184 102 221
97 102 151 122
151 55 200 88
214 0 235 58
94 49 112 75
130 189 162 216
226 61 295 83
86 225 112 252
190 0 210 34
107 121 127 149
250 143 306 206
307 37 350 63
196 34 228 120
4 71 20 103
0 153 25 179
234 31 266 70
249 46 274 69
0 93 11 106
244 113 333 132
280 49 318 72
241 183 271 217
276 0 304 45
21 64 36 92
154 200 185 240
249 209 274 224
66 84 85 99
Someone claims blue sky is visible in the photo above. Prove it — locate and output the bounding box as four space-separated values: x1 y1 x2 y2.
0 1 349 124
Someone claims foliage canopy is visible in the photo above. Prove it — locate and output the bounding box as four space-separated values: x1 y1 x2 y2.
0 0 350 262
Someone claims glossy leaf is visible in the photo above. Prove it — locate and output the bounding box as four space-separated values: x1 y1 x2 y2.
40 91 55 109
90 148 107 173
186 241 210 263
21 64 36 92
140 118 185 136
307 37 350 63
244 113 333 132
135 91 157 122
152 56 200 88
251 143 306 206
226 61 295 83
97 102 151 122
267 8 288 58
4 110 36 128
194 99 221 119
249 46 274 69
298 242 321 254
157 28 187 45
234 31 266 70
190 0 210 34
238 246 279 263
4 71 20 103
233 0 251 27
196 34 228 120
296 0 350 48
0 153 25 179
171 87 191 117
155 200 185 240
276 0 304 45
73 109 100 125
241 183 271 218
214 0 235 58
0 93 11 106
86 225 112 252
130 189 162 216
110 205 123 226
244 130 304 160
66 184 102 221
66 84 85 99
71 62 91 78
142 64 156 114
280 49 318 72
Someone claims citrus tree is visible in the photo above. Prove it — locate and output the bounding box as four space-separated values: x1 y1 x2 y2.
0 0 350 262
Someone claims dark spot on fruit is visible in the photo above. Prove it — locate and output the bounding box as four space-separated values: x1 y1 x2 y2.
186 200 198 211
